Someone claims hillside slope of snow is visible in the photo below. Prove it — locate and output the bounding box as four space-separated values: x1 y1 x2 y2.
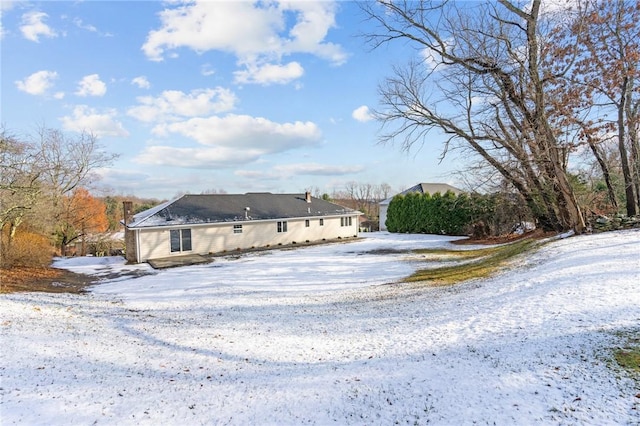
1 230 639 425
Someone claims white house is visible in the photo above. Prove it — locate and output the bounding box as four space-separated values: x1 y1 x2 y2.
123 192 361 263
378 183 464 231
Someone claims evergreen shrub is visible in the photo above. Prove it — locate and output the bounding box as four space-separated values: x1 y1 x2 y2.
385 191 496 235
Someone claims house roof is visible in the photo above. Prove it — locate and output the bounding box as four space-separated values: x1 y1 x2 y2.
126 193 360 228
379 183 464 205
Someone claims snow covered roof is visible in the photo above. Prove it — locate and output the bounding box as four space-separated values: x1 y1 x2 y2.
127 193 360 228
380 183 464 205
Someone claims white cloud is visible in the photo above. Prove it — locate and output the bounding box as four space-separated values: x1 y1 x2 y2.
95 167 201 196
420 48 441 71
201 64 215 76
275 163 364 176
73 17 97 33
135 145 264 168
352 105 373 123
419 36 455 72
75 74 107 97
0 1 15 12
282 1 347 65
15 70 58 95
234 61 304 86
60 105 129 137
0 1 15 39
127 88 237 123
94 167 149 185
71 17 113 37
142 2 279 61
131 76 151 89
537 0 580 15
20 10 57 42
137 114 322 168
236 163 364 180
153 114 321 150
141 1 346 85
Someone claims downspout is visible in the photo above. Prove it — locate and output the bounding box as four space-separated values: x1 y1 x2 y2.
136 229 141 264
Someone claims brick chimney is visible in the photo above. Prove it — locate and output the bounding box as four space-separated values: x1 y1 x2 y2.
123 201 133 225
305 191 311 203
122 201 137 263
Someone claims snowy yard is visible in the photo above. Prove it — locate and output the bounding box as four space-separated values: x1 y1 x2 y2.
1 230 639 425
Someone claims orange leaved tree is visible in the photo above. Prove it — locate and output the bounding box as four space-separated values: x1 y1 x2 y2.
55 188 108 256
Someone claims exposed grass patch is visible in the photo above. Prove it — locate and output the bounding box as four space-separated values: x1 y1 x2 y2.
412 246 499 261
614 333 640 375
404 238 541 285
615 348 640 372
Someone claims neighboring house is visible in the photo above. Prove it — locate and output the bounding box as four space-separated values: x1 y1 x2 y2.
378 183 464 231
72 232 125 257
123 192 361 264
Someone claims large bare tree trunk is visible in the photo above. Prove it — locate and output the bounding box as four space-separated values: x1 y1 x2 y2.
618 77 638 216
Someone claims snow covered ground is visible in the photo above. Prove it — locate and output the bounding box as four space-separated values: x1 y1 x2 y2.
1 230 639 425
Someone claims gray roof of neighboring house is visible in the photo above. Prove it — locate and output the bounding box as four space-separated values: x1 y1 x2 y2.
126 193 360 228
379 183 464 205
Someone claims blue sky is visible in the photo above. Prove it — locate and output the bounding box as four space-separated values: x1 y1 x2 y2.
1 0 462 200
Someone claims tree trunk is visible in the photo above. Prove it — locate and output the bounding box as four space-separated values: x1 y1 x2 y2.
527 0 585 233
586 135 618 210
618 77 637 216
625 83 640 214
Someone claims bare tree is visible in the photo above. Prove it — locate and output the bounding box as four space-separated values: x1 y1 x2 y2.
375 183 393 201
331 181 391 219
361 0 587 232
0 130 41 252
550 0 640 216
0 127 117 264
36 128 117 205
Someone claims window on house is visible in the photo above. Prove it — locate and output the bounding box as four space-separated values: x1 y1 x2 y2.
182 229 192 251
319 218 324 226
305 219 310 227
348 217 352 226
170 230 180 252
277 221 288 233
170 229 192 253
233 224 243 234
340 217 345 227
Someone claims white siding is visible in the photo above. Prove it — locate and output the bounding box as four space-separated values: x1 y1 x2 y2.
379 204 389 231
134 215 359 262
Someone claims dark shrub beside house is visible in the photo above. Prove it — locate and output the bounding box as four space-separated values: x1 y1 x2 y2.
386 191 472 235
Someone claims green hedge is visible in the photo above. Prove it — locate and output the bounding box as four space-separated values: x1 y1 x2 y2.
386 191 494 235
